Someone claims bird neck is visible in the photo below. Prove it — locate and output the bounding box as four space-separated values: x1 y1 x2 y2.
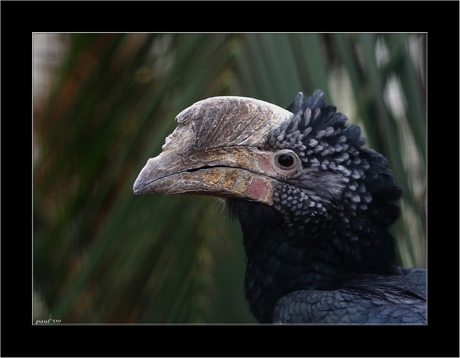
227 199 396 323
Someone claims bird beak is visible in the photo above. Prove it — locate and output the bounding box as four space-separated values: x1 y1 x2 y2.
133 96 293 205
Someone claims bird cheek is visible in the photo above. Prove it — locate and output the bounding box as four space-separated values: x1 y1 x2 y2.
243 176 274 205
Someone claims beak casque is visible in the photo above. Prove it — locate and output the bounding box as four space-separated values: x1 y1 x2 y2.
133 96 293 205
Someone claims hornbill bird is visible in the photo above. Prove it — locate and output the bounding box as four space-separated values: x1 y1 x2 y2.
133 90 426 324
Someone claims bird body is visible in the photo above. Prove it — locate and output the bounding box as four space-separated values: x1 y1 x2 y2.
274 267 426 324
133 90 426 324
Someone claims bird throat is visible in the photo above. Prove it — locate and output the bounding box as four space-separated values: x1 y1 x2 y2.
226 198 396 323
227 199 334 322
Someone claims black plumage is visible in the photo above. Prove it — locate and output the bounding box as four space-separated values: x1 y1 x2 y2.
133 90 426 324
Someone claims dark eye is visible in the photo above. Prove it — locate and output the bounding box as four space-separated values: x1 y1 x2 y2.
277 154 294 167
273 150 299 174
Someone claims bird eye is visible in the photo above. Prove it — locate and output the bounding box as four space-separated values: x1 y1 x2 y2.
278 154 294 167
274 150 300 173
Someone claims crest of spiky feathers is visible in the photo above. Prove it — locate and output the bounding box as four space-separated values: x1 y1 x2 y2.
268 90 365 166
266 90 402 229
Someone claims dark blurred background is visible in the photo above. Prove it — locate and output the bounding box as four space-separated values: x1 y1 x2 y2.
33 33 426 324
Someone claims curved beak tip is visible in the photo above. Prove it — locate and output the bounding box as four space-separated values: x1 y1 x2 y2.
132 180 143 195
133 172 150 195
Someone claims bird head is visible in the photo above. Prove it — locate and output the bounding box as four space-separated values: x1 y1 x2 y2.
133 95 293 205
133 90 401 228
